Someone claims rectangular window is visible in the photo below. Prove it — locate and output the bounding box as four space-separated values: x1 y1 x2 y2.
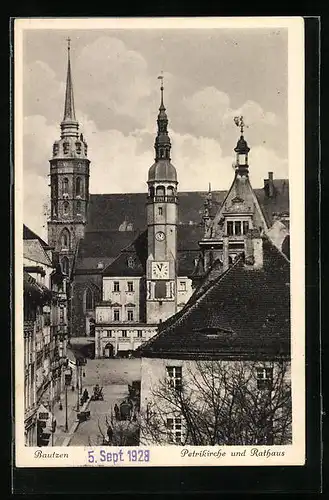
113 309 120 321
122 330 127 338
158 207 163 216
166 417 182 444
227 221 234 236
137 331 143 338
234 221 242 236
127 281 134 292
113 281 120 292
107 331 112 337
243 221 250 235
256 367 273 390
179 281 186 292
127 310 134 322
167 366 182 390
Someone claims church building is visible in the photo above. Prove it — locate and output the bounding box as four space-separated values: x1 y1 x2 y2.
47 43 290 358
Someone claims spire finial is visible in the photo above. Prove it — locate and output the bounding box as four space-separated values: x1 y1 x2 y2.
158 72 164 108
66 37 71 51
234 115 245 135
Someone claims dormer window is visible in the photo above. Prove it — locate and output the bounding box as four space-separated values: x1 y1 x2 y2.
234 221 242 236
63 142 70 155
243 221 249 234
227 221 234 236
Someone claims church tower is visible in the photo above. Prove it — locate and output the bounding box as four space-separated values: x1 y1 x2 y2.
47 39 90 277
146 77 178 324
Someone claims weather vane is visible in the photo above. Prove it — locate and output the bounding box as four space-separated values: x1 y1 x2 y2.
234 115 246 135
157 71 164 89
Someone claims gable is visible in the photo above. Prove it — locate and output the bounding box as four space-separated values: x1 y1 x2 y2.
23 239 53 267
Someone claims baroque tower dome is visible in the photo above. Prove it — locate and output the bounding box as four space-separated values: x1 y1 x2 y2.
148 77 177 183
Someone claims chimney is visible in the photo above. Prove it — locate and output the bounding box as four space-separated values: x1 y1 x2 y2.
223 236 229 271
244 229 263 269
264 171 274 198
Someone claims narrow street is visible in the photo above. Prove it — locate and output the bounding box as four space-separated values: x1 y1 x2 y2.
68 358 141 446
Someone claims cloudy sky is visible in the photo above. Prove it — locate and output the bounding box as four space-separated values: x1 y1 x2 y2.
22 26 288 238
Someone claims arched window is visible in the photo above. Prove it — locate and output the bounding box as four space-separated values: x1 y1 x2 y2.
61 228 70 249
167 186 174 197
63 177 69 193
61 257 70 275
156 185 165 196
76 177 82 196
76 201 81 214
85 289 94 310
63 201 69 215
63 142 69 155
149 185 155 198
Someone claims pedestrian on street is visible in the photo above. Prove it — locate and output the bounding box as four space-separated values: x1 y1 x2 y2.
83 388 89 401
107 425 113 444
114 403 120 421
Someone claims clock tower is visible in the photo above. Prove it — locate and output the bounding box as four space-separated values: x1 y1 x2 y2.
47 39 90 277
146 76 178 324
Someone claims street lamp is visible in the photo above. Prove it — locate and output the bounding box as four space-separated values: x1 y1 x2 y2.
64 367 72 432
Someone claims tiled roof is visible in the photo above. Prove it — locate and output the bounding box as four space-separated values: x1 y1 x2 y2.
23 224 51 249
102 231 148 277
86 185 288 235
23 239 53 267
78 183 288 272
139 237 290 360
255 179 289 227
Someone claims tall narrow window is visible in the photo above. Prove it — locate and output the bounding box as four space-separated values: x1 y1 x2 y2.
85 289 94 310
158 207 163 216
113 281 120 292
61 228 70 249
243 221 249 235
127 310 134 322
76 177 82 196
61 257 69 275
63 142 70 155
113 309 120 321
75 142 82 154
127 281 134 292
76 201 81 214
156 185 165 197
227 221 234 236
234 221 242 236
122 330 127 338
63 201 69 215
63 177 69 193
167 186 174 197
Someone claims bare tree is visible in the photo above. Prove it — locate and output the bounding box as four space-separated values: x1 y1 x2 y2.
139 359 292 446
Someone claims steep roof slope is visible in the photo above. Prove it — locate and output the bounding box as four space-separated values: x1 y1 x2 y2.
139 237 290 360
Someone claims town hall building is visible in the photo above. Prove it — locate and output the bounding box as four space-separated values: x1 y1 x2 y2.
47 43 290 358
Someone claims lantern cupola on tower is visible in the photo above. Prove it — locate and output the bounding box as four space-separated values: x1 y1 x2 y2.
233 115 250 176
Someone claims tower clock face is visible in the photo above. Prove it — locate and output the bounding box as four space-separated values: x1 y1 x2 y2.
151 261 169 280
155 231 166 242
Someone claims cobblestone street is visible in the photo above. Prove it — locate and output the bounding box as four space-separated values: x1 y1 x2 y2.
55 357 141 446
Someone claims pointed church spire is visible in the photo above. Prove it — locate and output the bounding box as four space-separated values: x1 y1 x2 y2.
154 74 171 161
63 37 76 122
60 38 79 139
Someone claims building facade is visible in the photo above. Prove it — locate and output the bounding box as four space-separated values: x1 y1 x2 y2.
23 225 69 446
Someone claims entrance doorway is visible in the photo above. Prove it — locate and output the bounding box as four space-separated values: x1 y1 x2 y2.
104 343 114 358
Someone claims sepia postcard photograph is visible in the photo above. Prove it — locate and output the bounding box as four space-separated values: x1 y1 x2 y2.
14 17 305 468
